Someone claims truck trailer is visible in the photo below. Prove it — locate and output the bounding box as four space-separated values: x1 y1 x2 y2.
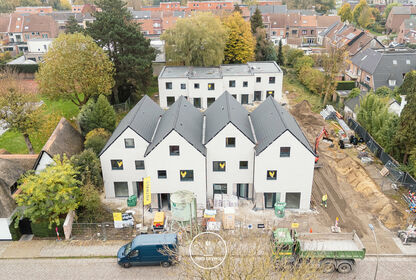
272 228 366 274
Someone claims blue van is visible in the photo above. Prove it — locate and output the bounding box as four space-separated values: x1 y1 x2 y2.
117 233 178 268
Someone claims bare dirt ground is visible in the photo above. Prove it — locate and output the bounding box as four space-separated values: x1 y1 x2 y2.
287 93 409 254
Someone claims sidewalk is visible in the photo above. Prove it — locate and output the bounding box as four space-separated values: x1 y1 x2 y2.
0 240 127 259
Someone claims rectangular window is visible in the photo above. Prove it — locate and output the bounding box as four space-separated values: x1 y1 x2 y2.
237 184 249 198
264 193 276 208
365 75 370 82
256 77 261 83
166 82 172 89
135 160 145 170
229 80 236 87
158 170 167 179
208 83 215 90
111 160 123 170
124 138 135 148
406 59 411 64
266 90 274 97
167 96 175 106
213 161 226 172
389 80 396 86
267 170 277 180
169 145 180 156
226 137 235 147
241 94 248 105
280 147 290 157
181 83 186 89
239 161 248 169
180 170 194 181
302 30 307 35
213 184 227 194
207 97 215 107
269 77 276 84
193 98 201 108
194 83 200 89
114 182 129 197
285 192 301 209
254 91 261 101
243 81 248 87
393 60 397 65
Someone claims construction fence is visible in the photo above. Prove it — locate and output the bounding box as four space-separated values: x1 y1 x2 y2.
70 222 136 241
348 118 416 192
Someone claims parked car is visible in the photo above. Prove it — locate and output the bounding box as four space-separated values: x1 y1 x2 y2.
117 233 178 268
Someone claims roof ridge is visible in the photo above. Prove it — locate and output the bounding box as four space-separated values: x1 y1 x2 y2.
128 96 147 128
225 92 232 123
270 97 288 131
173 96 184 130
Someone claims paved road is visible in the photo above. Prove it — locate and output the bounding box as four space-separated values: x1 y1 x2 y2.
0 257 415 280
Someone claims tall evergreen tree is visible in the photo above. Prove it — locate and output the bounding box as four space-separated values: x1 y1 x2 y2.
65 16 84 34
254 28 277 62
277 39 284 66
250 7 263 34
86 0 156 103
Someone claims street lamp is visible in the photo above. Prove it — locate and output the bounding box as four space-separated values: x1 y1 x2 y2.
368 224 379 280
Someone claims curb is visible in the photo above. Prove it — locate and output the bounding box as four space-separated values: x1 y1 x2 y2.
0 256 116 260
366 254 416 258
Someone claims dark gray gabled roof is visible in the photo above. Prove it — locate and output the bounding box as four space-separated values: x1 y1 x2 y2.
204 92 255 145
344 91 369 112
251 96 314 156
350 48 383 75
99 95 163 156
249 4 287 15
145 96 205 156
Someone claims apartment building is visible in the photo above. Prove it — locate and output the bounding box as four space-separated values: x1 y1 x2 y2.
158 61 283 109
100 92 315 211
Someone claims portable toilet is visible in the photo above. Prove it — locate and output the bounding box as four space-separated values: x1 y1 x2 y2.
170 190 197 222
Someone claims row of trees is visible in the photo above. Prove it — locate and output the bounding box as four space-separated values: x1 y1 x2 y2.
338 0 379 29
161 7 276 67
0 0 71 12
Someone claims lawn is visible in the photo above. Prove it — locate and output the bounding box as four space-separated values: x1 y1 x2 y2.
0 97 80 154
283 74 324 113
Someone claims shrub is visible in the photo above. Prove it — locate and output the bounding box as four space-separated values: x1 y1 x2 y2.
84 128 111 155
375 86 393 96
347 88 361 99
31 220 64 238
77 182 102 223
336 81 356 90
71 148 103 188
78 95 116 136
299 66 324 95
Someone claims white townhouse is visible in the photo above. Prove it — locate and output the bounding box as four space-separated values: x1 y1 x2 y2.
100 92 315 211
204 92 257 202
158 61 283 109
251 98 316 210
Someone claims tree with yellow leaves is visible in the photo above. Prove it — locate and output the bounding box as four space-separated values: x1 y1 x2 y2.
223 12 255 64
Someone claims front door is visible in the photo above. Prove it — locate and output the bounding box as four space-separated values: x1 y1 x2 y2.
264 193 276 209
136 181 143 198
158 193 171 211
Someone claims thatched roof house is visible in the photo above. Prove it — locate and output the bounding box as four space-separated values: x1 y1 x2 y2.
33 118 83 171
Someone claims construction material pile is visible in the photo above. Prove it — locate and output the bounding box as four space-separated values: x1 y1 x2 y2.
404 191 416 213
320 105 353 138
214 194 238 209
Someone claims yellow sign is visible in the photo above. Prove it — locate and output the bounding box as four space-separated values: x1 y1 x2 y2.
269 171 275 178
180 171 187 178
219 162 225 169
113 212 122 221
143 177 151 206
117 160 123 167
291 223 299 229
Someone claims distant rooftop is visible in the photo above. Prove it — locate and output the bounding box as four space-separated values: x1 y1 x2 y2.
159 62 282 79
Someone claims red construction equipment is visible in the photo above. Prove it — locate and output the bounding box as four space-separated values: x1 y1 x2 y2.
314 128 333 163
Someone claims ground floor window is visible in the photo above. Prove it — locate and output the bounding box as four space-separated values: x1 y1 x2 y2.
285 192 301 209
193 98 201 108
114 182 129 197
241 94 249 105
237 184 249 199
254 91 261 101
264 192 276 208
213 184 227 194
207 97 215 107
167 96 175 106
266 91 274 97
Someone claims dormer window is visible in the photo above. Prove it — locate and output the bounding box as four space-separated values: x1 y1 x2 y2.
393 60 397 65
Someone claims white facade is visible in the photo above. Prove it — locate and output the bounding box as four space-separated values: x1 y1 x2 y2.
100 128 148 199
35 152 54 173
254 131 315 210
27 39 53 53
205 123 256 201
145 131 207 208
158 62 283 109
0 218 12 240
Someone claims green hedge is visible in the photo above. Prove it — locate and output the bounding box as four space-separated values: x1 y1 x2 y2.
0 64 39 73
31 220 65 238
8 218 22 241
336 81 356 90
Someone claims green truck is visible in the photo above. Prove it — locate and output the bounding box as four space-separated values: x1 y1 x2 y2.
272 228 366 274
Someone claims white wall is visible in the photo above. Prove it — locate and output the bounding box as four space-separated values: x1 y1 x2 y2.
145 131 206 208
100 127 148 198
206 123 255 200
254 130 315 210
27 39 52 53
35 152 54 173
0 219 12 240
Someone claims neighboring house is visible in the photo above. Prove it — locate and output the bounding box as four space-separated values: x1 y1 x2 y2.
348 48 416 90
344 91 369 120
388 95 407 116
50 12 94 33
101 92 314 211
99 95 164 204
386 6 416 34
0 154 37 240
398 16 416 44
251 97 315 210
25 38 53 62
15 6 53 14
33 118 84 172
158 61 283 109
204 92 256 202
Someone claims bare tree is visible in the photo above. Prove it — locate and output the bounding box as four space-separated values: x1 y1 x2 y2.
322 46 348 104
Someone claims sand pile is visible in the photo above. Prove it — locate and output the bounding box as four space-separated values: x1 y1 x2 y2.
331 156 406 230
290 100 326 143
